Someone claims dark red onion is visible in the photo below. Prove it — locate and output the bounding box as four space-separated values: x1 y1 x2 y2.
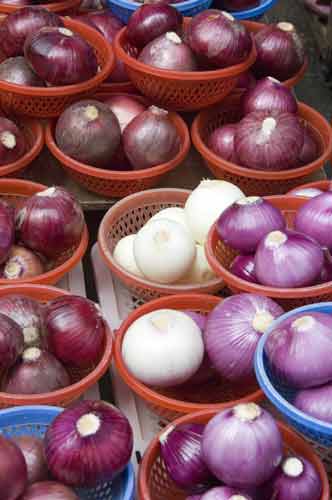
123 106 180 169
294 382 332 423
45 400 133 486
0 117 26 165
2 245 44 280
230 254 258 283
13 436 48 484
294 192 332 250
220 0 259 10
55 100 121 168
318 248 332 283
253 22 305 81
187 10 252 69
138 31 197 71
21 481 78 500
24 27 98 86
242 77 298 115
0 57 44 86
0 200 14 265
0 435 27 500
45 295 106 368
0 313 24 370
85 9 124 40
127 4 182 48
107 59 129 83
298 125 318 165
234 111 304 171
236 70 256 90
208 124 238 162
16 186 84 259
104 95 146 133
201 487 253 499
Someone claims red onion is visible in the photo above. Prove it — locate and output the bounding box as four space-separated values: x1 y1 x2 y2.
294 382 332 423
0 200 14 265
0 7 63 57
0 0 28 5
55 100 121 168
208 124 238 163
220 0 259 10
2 246 44 280
123 106 180 169
45 295 106 368
202 404 283 487
45 400 133 486
104 95 146 133
298 126 318 165
234 111 304 171
236 70 256 90
201 487 253 499
0 117 26 165
205 293 283 381
13 436 48 484
318 248 332 283
253 22 305 81
127 4 182 47
138 31 197 71
242 77 298 115
5 347 70 394
187 10 252 69
295 192 332 250
217 196 285 253
230 254 258 283
24 27 98 86
291 187 323 198
107 59 129 83
0 435 27 500
85 9 124 40
0 57 44 86
16 186 84 259
0 313 24 370
21 481 78 500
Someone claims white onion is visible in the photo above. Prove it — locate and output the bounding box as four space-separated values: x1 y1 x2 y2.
149 207 189 232
177 244 216 284
113 235 143 277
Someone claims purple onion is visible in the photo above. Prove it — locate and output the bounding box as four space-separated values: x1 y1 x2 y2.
294 382 332 423
208 124 238 163
318 248 332 283
0 116 26 166
0 200 14 265
84 9 124 41
0 57 45 86
294 192 332 250
0 313 24 370
21 481 78 499
242 77 298 115
298 126 318 165
0 435 27 500
201 486 253 499
104 95 146 133
13 435 48 484
236 70 257 90
291 187 323 198
2 245 44 280
185 311 207 332
230 255 258 283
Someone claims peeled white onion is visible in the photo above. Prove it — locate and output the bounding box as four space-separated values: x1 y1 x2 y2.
149 207 189 232
113 235 143 277
122 309 204 387
178 244 216 284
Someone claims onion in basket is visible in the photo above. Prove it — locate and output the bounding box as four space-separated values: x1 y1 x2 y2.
298 125 318 165
201 487 253 499
0 117 26 166
294 382 332 423
2 246 44 280
21 481 78 499
208 124 238 163
104 95 146 133
13 436 48 484
0 57 45 86
113 235 144 277
0 313 24 370
0 200 14 265
294 192 332 251
0 435 27 500
242 77 298 115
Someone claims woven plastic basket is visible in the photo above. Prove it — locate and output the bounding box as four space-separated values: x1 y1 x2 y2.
0 284 113 408
98 189 224 301
0 178 88 286
191 94 332 196
0 0 81 14
99 81 137 93
288 180 331 195
0 17 114 118
205 195 332 311
138 409 330 500
225 0 278 20
0 405 134 500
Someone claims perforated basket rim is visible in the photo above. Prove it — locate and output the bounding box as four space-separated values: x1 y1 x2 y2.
287 180 331 194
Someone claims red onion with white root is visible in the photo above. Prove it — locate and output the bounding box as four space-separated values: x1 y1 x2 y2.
2 246 44 280
242 77 298 115
208 125 238 163
0 117 26 166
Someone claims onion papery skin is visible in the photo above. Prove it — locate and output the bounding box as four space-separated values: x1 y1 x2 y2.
16 186 84 259
217 196 285 253
24 27 98 86
104 95 146 133
253 23 305 81
187 10 252 69
201 486 253 499
298 125 318 165
291 187 323 198
55 100 121 168
0 57 45 86
2 245 44 280
123 106 180 169
205 293 283 381
242 77 298 115
0 200 14 265
236 70 256 90
220 0 259 10
0 7 63 58
45 400 133 487
294 192 332 250
21 481 78 500
0 117 26 166
127 4 183 48
13 436 48 484
230 254 258 283
208 124 238 163
0 435 27 500
45 295 106 368
0 313 24 370
294 383 332 423
234 111 304 171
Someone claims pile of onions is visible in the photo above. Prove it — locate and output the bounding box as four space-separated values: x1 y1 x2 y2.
0 57 44 86
0 117 26 166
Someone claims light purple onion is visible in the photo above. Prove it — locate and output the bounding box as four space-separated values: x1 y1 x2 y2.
294 192 332 250
104 95 146 133
21 481 78 499
0 313 24 370
291 187 323 198
294 382 332 423
230 255 258 283
0 200 14 265
208 124 238 163
0 57 45 86
201 486 253 499
298 126 318 165
242 77 298 115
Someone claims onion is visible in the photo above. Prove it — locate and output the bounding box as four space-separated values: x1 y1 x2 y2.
149 207 189 232
185 180 244 245
0 200 14 265
104 95 146 133
294 382 332 423
230 254 257 283
234 111 304 171
84 9 124 40
187 10 252 69
219 0 259 10
185 311 207 332
107 59 129 83
298 126 318 165
127 4 183 48
21 481 78 499
184 312 215 386
205 293 283 381
113 235 143 277
201 487 253 499
208 124 238 163
16 186 84 259
13 436 48 484
253 22 305 81
138 31 197 71
0 57 44 86
123 106 180 169
294 192 332 250
133 219 196 283
0 313 24 370
178 244 216 283
242 77 298 115
24 27 98 86
202 404 283 487
3 245 44 280
236 71 256 90
318 248 332 283
0 7 63 57
122 309 204 387
291 187 323 198
45 400 133 486
0 435 27 500
217 196 285 253
0 117 26 165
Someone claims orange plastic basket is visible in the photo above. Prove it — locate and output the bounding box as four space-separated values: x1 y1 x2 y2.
99 81 137 93
0 284 113 408
0 17 114 118
138 410 330 500
98 189 224 301
0 178 89 286
114 294 263 421
205 195 332 311
192 93 332 196
288 180 331 195
0 0 81 15
45 95 190 198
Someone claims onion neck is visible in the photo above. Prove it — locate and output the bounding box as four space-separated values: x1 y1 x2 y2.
23 327 39 346
159 425 175 444
76 413 101 437
277 22 295 33
23 347 41 362
37 186 57 198
282 457 304 478
221 11 234 21
84 105 99 122
165 32 181 45
252 311 274 333
267 76 280 84
265 230 287 249
234 403 262 422
292 315 315 332
58 27 74 37
149 105 168 117
0 131 16 149
236 196 262 207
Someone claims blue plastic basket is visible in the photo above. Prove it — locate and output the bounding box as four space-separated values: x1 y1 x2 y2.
255 302 332 446
226 0 278 20
0 405 135 500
